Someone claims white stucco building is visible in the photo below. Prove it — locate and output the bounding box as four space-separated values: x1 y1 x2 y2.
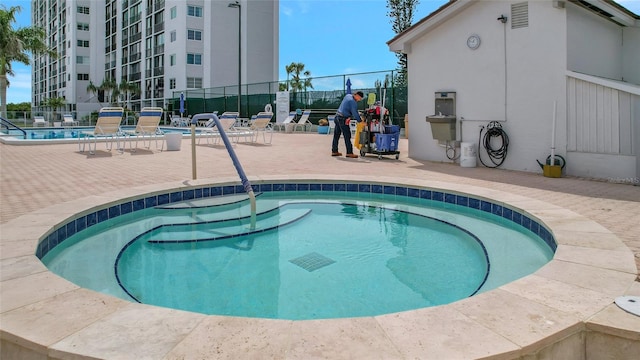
388 0 639 182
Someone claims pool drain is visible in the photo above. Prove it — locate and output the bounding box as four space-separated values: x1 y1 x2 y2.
289 252 336 272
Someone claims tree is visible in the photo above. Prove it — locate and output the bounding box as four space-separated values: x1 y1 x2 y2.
0 5 56 118
386 0 420 86
118 80 140 109
42 96 66 122
86 80 102 104
285 62 313 107
99 78 118 105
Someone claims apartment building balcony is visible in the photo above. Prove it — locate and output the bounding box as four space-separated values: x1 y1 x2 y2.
129 14 141 24
154 45 164 54
129 53 141 62
154 67 164 76
154 22 164 33
130 33 142 42
122 37 129 46
130 72 141 81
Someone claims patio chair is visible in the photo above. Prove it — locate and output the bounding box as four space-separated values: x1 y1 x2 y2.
170 114 189 127
327 115 336 135
273 111 296 132
62 114 79 127
122 107 164 152
79 107 124 154
198 112 239 145
33 116 49 127
292 110 312 132
234 112 274 144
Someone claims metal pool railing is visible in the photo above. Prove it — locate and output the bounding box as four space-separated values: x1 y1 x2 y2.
1 117 27 139
190 113 257 228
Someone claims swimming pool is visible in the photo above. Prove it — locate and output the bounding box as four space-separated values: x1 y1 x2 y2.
39 182 554 320
0 126 192 144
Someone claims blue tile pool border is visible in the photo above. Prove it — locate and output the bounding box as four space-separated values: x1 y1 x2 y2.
35 182 557 259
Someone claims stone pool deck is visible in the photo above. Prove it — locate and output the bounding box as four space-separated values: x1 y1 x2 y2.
1 132 639 359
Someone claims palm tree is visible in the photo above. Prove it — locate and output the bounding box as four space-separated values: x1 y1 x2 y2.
42 96 66 122
118 80 140 110
285 62 313 107
99 78 119 105
0 5 56 118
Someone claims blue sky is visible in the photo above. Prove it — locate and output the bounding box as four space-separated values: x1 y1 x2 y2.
4 0 640 104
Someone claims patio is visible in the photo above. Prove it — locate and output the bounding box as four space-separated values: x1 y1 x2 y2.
1 132 639 358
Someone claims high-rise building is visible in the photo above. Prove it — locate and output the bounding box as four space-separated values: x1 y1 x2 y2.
31 0 278 118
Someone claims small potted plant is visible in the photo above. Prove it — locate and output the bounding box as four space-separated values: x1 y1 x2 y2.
317 118 329 134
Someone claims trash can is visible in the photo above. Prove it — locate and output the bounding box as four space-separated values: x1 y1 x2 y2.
165 133 182 151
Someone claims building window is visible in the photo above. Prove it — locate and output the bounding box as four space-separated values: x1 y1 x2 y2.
187 5 202 17
76 56 89 64
77 6 89 15
170 78 176 89
77 23 89 31
77 73 89 80
170 30 176 42
170 6 177 19
186 53 202 65
186 77 202 88
170 54 176 66
77 40 89 47
187 29 202 41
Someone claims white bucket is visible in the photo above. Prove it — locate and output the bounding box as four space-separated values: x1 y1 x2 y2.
460 142 477 167
165 133 182 151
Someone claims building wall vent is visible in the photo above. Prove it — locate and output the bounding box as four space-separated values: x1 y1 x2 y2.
511 2 529 29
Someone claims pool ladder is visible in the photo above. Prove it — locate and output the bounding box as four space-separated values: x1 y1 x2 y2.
1 116 27 139
190 113 256 229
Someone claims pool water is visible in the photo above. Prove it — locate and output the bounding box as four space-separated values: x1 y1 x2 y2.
42 192 553 320
2 126 189 140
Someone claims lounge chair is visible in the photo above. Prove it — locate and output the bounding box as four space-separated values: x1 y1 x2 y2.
234 112 274 144
197 111 218 126
170 114 189 127
79 107 124 154
33 116 49 127
122 107 164 152
198 112 239 145
273 111 296 132
327 115 336 135
62 114 79 127
292 110 312 132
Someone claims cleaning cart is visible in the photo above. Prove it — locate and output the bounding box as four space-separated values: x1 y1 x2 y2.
357 106 400 160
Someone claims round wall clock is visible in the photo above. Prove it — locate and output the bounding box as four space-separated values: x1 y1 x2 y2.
467 34 481 50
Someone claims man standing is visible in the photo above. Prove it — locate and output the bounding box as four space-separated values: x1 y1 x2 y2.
332 91 364 158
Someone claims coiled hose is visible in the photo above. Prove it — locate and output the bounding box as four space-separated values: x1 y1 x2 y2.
478 121 509 168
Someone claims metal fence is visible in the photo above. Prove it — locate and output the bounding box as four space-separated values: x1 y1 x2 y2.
2 70 408 127
171 70 408 126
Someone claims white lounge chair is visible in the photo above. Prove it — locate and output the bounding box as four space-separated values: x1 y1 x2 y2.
79 107 124 154
292 110 312 132
234 112 274 144
122 107 164 152
327 115 336 135
198 112 239 145
273 111 296 132
33 116 49 127
62 114 79 127
170 114 189 127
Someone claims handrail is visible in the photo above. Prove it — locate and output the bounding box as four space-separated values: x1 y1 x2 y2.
1 117 27 139
190 113 256 228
